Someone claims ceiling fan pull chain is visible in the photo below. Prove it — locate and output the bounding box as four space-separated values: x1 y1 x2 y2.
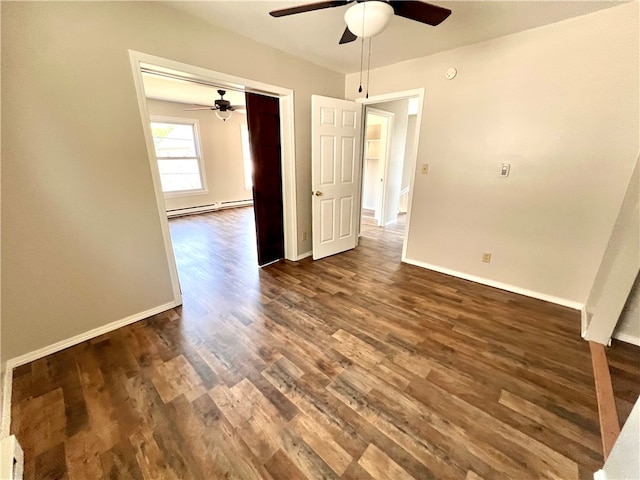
358 36 364 93
365 37 372 99
358 1 367 94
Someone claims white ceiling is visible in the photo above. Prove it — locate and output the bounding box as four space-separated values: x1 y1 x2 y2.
142 72 247 107
165 1 624 74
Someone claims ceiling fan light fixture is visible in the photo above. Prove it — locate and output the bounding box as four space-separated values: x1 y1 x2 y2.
344 1 393 38
215 109 232 122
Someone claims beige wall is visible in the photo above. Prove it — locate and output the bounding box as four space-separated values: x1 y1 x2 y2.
584 157 639 344
0 1 3 424
146 98 251 211
615 273 640 344
1 1 343 360
347 3 639 304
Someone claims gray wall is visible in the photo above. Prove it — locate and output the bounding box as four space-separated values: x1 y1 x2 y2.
614 272 640 343
1 1 343 360
346 3 639 305
584 157 639 344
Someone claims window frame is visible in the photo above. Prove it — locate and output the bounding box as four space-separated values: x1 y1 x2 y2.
150 115 208 197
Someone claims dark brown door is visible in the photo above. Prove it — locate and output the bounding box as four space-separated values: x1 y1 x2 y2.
245 92 285 266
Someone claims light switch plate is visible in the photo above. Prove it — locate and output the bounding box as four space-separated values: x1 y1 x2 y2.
500 163 510 177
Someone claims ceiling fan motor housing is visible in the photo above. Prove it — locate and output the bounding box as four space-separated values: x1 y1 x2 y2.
215 90 233 111
269 0 451 45
344 1 394 38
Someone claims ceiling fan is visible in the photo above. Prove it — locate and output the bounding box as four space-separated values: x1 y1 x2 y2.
184 90 245 121
269 0 451 44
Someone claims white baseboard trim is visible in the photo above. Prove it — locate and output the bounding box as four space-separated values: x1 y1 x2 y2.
166 199 253 218
581 306 588 338
6 301 178 370
594 469 608 480
0 301 177 437
613 331 640 347
402 257 584 310
295 250 312 261
260 259 281 268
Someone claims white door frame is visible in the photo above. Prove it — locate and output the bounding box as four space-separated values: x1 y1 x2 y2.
128 51 298 305
364 108 394 227
357 89 425 261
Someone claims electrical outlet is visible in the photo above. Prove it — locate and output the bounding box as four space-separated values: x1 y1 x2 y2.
482 252 492 263
303 232 307 241
421 164 429 174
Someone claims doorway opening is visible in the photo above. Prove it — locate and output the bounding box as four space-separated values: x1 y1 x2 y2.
359 94 422 253
141 67 284 268
129 51 298 305
362 108 393 227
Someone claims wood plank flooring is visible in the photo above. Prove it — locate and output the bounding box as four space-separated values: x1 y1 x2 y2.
607 338 640 426
10 207 640 479
588 342 620 460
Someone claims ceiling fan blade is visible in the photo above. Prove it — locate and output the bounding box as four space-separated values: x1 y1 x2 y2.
339 27 357 44
389 1 451 26
269 1 351 17
230 105 245 110
183 107 213 111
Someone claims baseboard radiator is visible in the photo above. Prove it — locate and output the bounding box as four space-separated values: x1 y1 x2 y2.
166 199 253 218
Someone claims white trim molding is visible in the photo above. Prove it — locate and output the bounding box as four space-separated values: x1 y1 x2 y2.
402 257 584 310
1 301 177 438
1 372 11 438
613 331 640 347
6 302 177 369
128 51 299 295
129 53 183 306
296 250 313 261
0 435 23 479
279 93 298 262
149 115 209 198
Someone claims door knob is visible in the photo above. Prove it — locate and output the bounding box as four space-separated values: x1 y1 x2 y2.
313 191 323 196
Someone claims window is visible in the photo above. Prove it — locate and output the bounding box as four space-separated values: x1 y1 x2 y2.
150 119 206 194
240 124 253 190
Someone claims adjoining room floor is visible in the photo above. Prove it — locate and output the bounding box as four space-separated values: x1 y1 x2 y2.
360 208 406 243
10 206 640 479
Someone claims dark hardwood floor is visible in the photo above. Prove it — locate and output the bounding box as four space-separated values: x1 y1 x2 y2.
360 210 406 242
607 339 640 425
10 206 640 479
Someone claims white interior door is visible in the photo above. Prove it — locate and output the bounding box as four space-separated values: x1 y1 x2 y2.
312 95 363 260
